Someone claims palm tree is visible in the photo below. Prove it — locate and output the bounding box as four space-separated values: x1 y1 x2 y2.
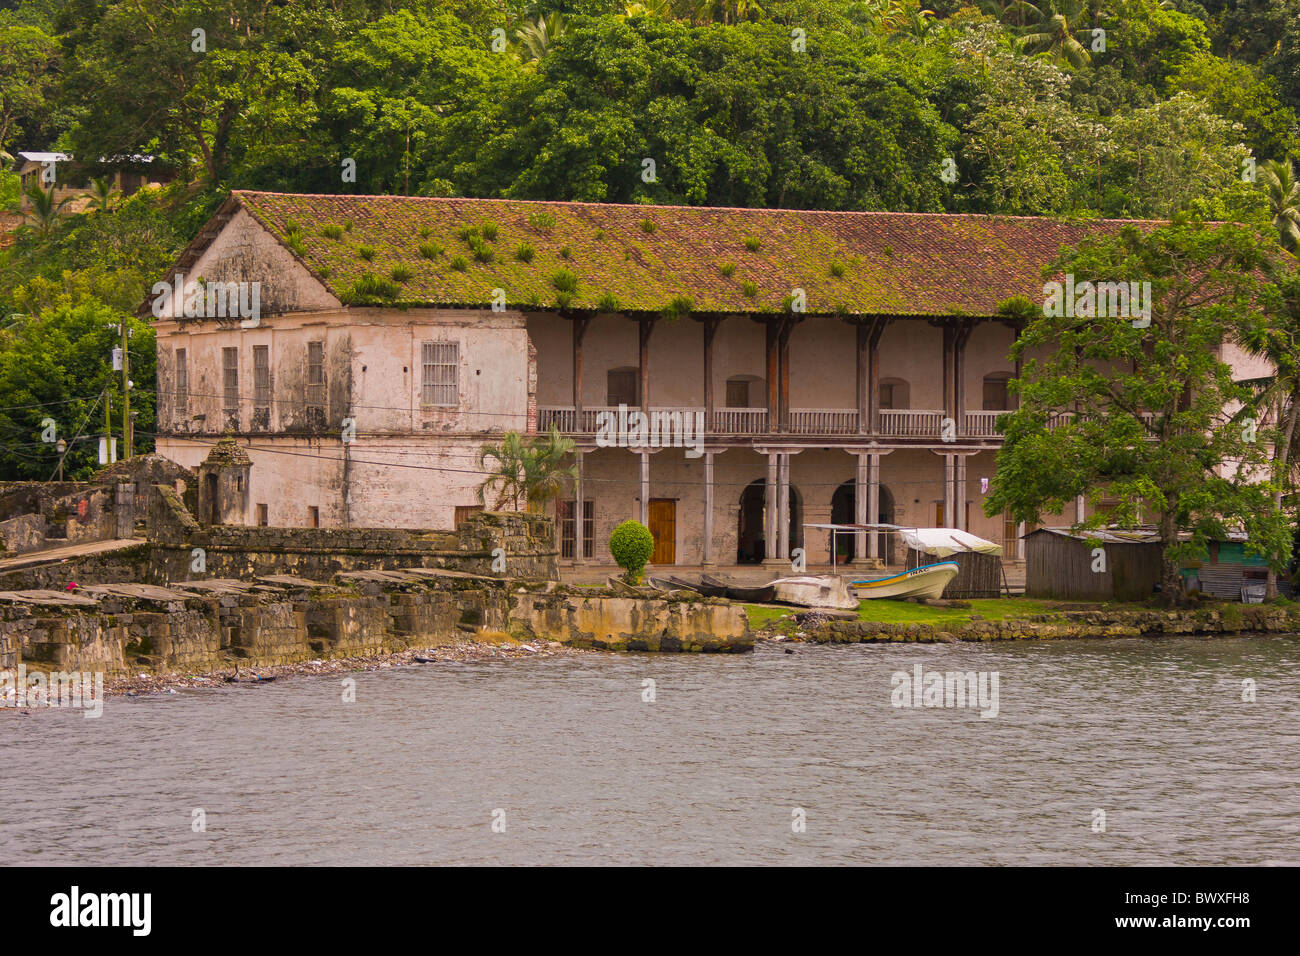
86 175 119 213
515 13 565 64
1016 0 1095 68
693 0 765 25
886 5 939 43
21 182 72 237
977 0 1041 28
1260 159 1300 255
478 425 577 511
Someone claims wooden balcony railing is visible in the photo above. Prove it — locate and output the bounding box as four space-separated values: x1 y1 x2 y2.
536 406 1016 440
878 409 945 437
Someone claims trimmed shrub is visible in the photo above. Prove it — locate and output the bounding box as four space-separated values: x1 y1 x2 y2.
609 520 655 583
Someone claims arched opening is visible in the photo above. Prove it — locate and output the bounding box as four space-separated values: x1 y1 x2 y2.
829 481 895 562
879 377 910 409
982 372 1013 410
736 478 803 564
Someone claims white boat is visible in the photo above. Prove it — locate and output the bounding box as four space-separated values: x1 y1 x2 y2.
770 575 859 610
850 561 960 600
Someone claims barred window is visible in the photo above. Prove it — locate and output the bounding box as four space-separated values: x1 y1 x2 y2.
253 345 271 423
422 341 458 406
306 340 326 426
175 348 188 415
558 500 594 559
222 347 239 426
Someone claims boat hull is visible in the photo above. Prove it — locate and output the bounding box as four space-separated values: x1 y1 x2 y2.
851 562 960 600
700 573 774 602
771 575 859 610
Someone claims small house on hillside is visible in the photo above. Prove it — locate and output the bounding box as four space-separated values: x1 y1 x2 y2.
14 151 174 209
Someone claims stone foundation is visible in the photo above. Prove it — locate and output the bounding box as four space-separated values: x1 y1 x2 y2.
0 573 753 675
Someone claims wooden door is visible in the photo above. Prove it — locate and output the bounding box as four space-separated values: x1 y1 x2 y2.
648 499 676 564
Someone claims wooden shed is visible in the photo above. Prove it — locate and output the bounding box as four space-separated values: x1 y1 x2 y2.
1025 528 1163 602
907 548 1002 598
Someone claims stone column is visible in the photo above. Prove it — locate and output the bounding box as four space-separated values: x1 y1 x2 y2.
573 448 585 562
639 450 650 527
763 450 779 565
1016 520 1027 561
1075 494 1085 525
954 454 968 530
777 453 790 561
855 453 870 563
943 453 955 527
703 451 716 567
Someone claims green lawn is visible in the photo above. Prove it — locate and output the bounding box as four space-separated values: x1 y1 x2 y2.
744 598 1057 630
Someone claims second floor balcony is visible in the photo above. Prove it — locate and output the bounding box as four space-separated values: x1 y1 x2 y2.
537 405 1016 441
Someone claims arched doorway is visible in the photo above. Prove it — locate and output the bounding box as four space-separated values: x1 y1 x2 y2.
829 480 895 562
736 478 803 564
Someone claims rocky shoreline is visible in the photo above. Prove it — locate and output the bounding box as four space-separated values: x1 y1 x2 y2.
763 603 1300 644
99 637 579 698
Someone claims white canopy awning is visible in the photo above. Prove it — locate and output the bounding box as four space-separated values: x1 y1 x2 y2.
901 527 1003 558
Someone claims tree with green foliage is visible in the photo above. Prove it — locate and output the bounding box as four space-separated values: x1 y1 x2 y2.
1259 158 1300 254
985 220 1284 605
21 183 72 237
477 425 578 511
1233 263 1300 597
609 519 655 582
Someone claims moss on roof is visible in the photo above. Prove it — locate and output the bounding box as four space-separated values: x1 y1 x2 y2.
228 190 1144 316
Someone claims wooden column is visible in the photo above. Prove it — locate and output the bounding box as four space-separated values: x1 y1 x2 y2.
854 318 888 434
572 315 590 429
954 319 976 432
638 317 655 414
765 319 779 433
777 319 793 433
703 316 721 433
942 324 955 421
855 322 869 434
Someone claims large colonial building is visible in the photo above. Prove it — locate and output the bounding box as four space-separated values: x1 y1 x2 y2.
145 191 1271 569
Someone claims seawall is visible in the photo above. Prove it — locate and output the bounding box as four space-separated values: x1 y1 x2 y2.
0 572 752 677
792 605 1300 644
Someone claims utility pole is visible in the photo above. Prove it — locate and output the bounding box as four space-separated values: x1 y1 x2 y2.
121 319 131 459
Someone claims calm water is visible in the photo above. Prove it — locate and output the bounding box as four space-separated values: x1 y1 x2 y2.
4 636 1298 866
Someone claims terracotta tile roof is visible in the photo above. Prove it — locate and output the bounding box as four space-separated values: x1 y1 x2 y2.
226 190 1148 316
